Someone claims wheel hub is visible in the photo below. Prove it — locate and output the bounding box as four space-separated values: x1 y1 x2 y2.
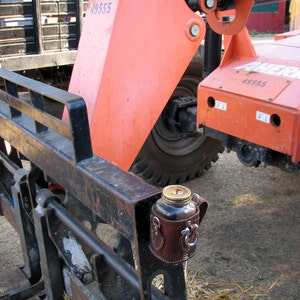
152 96 205 156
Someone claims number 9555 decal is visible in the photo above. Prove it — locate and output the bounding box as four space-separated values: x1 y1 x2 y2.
90 2 112 15
242 78 268 87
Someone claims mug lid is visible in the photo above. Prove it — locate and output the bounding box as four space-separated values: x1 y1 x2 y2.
162 185 192 205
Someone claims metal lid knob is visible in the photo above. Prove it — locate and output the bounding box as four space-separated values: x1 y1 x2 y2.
162 185 192 206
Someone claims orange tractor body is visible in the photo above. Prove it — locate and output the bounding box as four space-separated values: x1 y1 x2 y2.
198 29 300 163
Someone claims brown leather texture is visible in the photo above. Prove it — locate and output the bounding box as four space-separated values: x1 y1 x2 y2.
149 206 200 264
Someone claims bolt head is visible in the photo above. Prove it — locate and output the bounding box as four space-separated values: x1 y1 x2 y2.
206 0 214 8
190 24 200 37
82 273 93 284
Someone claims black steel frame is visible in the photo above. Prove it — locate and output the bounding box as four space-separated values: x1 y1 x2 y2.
0 69 189 299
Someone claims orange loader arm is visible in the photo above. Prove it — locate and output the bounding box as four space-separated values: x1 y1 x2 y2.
68 0 206 170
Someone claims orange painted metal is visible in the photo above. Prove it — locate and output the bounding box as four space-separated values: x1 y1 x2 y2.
205 0 253 35
274 29 300 41
198 29 300 163
68 0 205 170
197 0 217 14
221 28 256 66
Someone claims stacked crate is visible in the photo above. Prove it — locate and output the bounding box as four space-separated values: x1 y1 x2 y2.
0 0 88 57
41 0 81 52
0 0 36 56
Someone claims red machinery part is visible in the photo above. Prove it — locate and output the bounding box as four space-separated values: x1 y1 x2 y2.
68 0 206 171
205 0 254 35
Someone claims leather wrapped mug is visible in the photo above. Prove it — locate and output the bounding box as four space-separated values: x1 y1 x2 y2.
149 185 207 264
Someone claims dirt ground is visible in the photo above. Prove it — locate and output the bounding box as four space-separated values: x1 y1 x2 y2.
185 152 300 299
0 152 299 299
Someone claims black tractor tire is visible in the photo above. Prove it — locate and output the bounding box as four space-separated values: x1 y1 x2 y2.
130 69 223 186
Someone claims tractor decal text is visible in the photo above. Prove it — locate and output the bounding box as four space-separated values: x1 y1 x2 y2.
234 62 300 79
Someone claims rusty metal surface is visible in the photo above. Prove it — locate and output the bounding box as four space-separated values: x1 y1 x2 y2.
0 69 189 299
